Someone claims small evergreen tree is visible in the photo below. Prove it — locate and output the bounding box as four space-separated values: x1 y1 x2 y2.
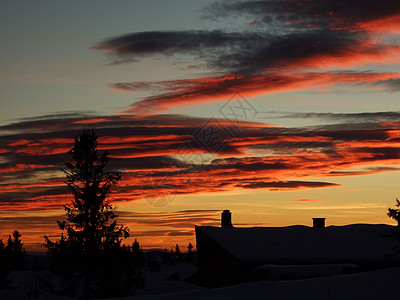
388 198 400 227
187 242 194 253
6 230 25 254
386 198 400 257
186 242 194 262
131 239 145 268
44 129 141 298
175 243 180 255
0 231 25 281
174 244 181 262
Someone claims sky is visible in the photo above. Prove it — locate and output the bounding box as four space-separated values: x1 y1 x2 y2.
1 0 400 252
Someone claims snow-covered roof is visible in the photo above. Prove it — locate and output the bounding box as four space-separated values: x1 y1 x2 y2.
197 224 399 263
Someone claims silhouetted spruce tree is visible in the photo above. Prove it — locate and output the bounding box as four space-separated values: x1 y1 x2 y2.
387 198 400 257
0 236 4 281
131 239 145 268
129 239 145 289
44 129 140 298
388 198 400 227
0 238 4 252
174 243 181 262
0 230 26 281
6 230 25 254
187 242 194 253
186 242 194 262
175 243 180 255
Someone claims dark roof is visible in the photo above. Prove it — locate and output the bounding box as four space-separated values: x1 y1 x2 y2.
196 224 399 263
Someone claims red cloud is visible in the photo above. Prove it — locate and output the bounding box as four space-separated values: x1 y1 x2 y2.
0 164 55 174
1 114 400 211
359 13 400 33
116 71 400 114
293 199 322 202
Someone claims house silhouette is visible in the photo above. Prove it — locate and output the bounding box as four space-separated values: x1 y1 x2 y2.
195 210 400 287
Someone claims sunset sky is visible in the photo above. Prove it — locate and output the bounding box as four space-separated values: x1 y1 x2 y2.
1 0 400 252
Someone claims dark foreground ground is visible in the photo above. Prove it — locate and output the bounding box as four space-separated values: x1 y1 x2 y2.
1 254 400 300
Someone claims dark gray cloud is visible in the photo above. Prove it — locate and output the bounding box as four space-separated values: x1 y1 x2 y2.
237 180 341 189
94 30 263 68
375 78 400 92
95 0 400 74
95 28 366 75
267 111 400 123
204 0 400 30
91 1 400 114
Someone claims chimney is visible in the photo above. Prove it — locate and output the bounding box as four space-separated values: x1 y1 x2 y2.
312 218 326 228
221 210 233 228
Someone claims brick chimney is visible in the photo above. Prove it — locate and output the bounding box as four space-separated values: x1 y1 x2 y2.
221 210 233 228
312 218 326 228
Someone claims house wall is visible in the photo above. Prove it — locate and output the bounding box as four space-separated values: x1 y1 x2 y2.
195 226 248 287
